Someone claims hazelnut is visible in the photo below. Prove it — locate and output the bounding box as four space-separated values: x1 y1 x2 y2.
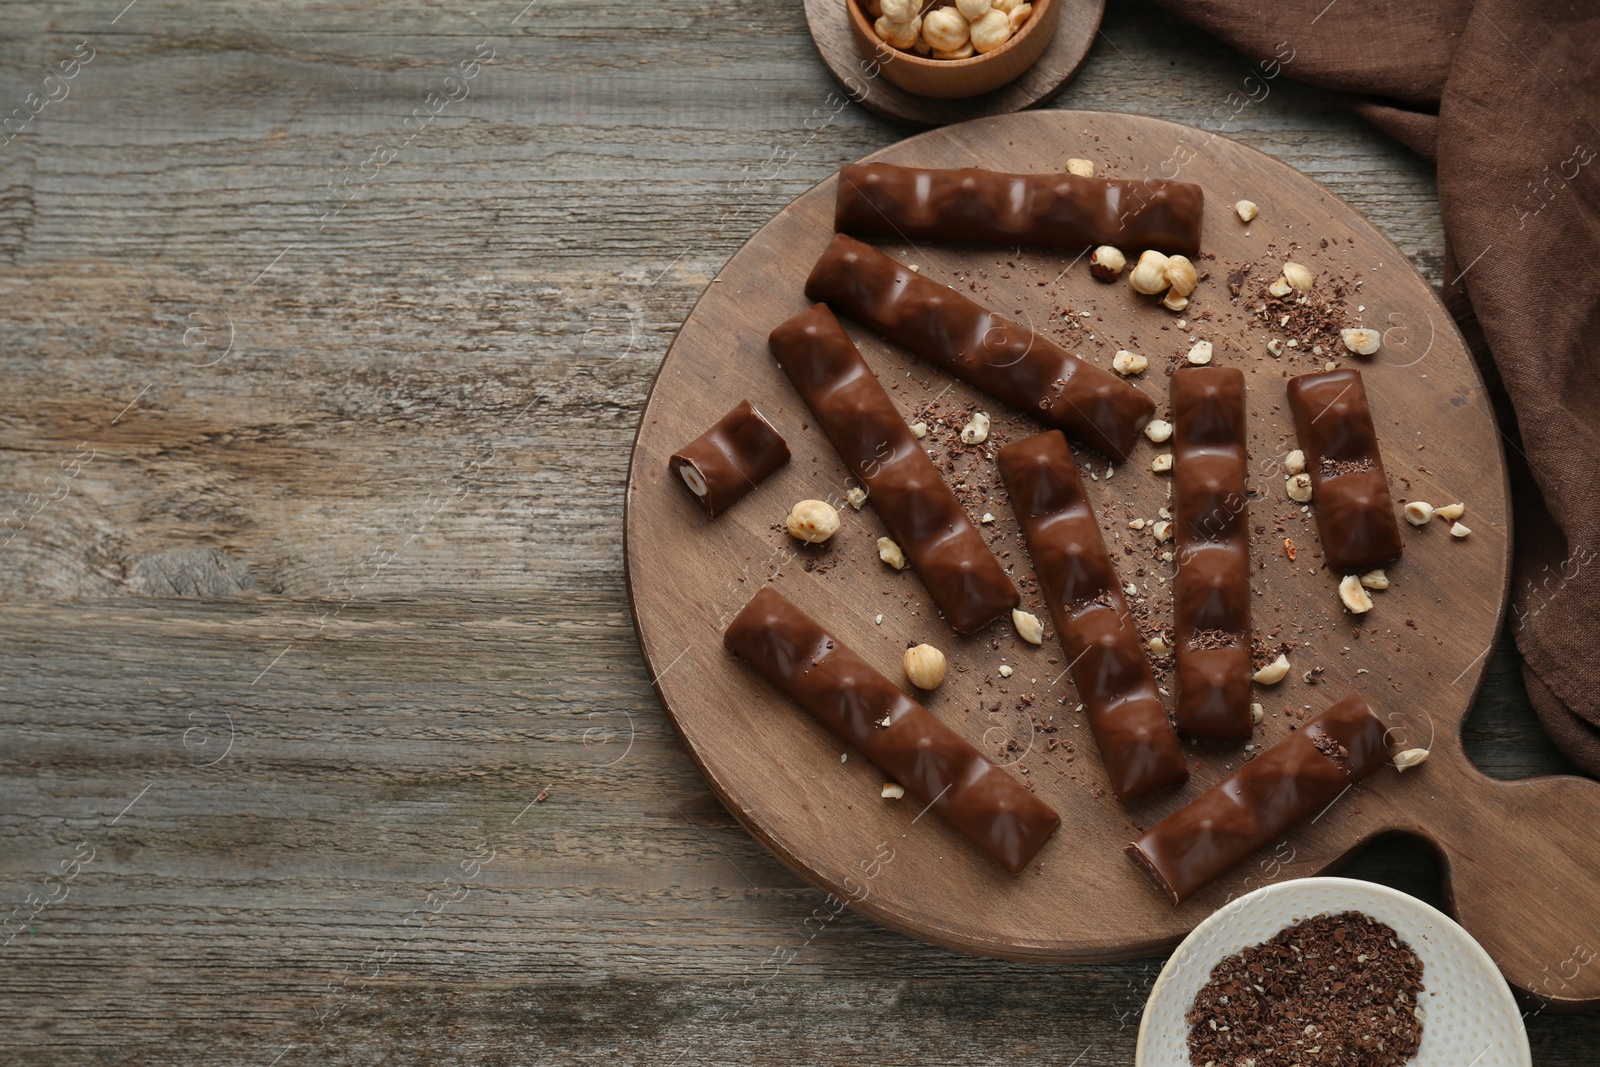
998 664 1014 678
1435 502 1465 521
881 782 906 799
1393 748 1431 772
1066 157 1095 178
678 462 709 497
1251 702 1265 724
1163 255 1199 297
959 411 991 445
1268 277 1294 298
1187 340 1214 365
846 486 868 509
903 643 948 690
1161 291 1190 312
908 421 928 439
1112 349 1149 376
787 499 840 543
1450 521 1472 538
874 13 922 49
1341 328 1381 356
1149 635 1169 656
879 0 920 20
921 7 969 52
1404 500 1434 525
877 536 907 570
1286 473 1313 503
1089 245 1126 282
1235 200 1259 222
1128 250 1172 295
1266 338 1284 357
992 0 1025 9
1283 261 1315 291
1151 453 1173 473
1360 569 1389 590
969 9 1013 51
1339 574 1374 613
932 43 975 59
1006 2 1032 31
1284 449 1306 475
1144 418 1173 443
954 0 991 17
1253 654 1290 685
1152 519 1173 542
981 512 996 524
1012 608 1044 645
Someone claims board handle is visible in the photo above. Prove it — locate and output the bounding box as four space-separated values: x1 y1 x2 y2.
1411 753 1600 1009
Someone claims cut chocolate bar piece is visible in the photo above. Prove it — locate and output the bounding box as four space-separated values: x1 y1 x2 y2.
1127 693 1399 904
1171 366 1252 739
1287 368 1404 572
669 399 790 518
725 587 1061 874
805 234 1155 462
834 162 1204 257
997 430 1188 801
768 304 1017 634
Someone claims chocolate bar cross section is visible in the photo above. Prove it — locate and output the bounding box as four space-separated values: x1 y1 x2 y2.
1287 368 1404 572
1170 367 1253 739
834 163 1205 257
669 399 790 518
997 430 1188 801
1126 693 1398 904
769 303 1017 634
724 587 1061 874
805 234 1156 462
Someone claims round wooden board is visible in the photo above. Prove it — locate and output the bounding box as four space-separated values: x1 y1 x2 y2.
804 0 1104 127
625 111 1600 1002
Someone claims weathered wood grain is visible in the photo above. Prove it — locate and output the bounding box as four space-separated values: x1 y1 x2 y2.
2 0 1596 1062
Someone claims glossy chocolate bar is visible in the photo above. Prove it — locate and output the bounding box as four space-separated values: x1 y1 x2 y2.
1127 693 1398 904
769 304 1017 634
997 431 1188 801
1171 367 1252 739
1287 369 1404 572
725 587 1061 874
669 399 790 518
834 162 1204 257
805 234 1156 462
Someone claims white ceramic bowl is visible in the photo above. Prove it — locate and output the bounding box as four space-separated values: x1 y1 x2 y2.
1137 877 1530 1067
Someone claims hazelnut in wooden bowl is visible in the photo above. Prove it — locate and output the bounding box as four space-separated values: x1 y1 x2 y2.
848 0 1061 99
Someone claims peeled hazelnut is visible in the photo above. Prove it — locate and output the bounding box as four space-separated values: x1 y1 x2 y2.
877 536 907 570
1066 157 1095 178
1286 473 1313 503
678 463 709 497
1339 574 1374 614
903 643 948 690
1152 519 1173 542
954 0 991 17
1283 261 1315 291
1006 2 1032 31
960 411 991 445
1112 350 1148 376
874 13 922 49
909 421 928 439
1360 569 1389 590
1394 748 1431 772
932 42 975 59
1435 502 1465 521
1163 255 1199 297
921 7 969 51
1148 635 1169 656
1268 277 1294 298
1161 291 1190 312
1128 250 1172 296
1251 702 1265 724
1284 449 1306 475
846 486 868 509
1089 245 1126 282
1235 200 1259 222
879 0 920 20
1012 608 1044 645
1450 521 1472 538
1253 653 1290 685
1152 453 1173 473
1144 418 1173 443
1341 328 1381 356
1187 340 1214 365
1404 500 1434 525
787 499 840 543
993 0 1025 9
969 9 1013 51
1266 338 1285 357
998 664 1014 678
881 782 906 798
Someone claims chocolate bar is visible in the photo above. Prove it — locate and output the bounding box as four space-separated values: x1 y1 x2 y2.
1127 693 1398 904
1171 367 1253 739
834 162 1204 257
1286 369 1404 572
769 304 1017 634
997 430 1188 801
805 234 1156 462
725 587 1061 874
669 399 790 518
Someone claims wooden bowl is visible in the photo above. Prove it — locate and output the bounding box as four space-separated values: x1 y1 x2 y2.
847 0 1062 99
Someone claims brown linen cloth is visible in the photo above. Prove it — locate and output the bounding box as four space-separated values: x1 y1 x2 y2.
1152 0 1600 772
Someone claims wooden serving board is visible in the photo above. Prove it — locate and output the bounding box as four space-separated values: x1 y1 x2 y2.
623 110 1600 1005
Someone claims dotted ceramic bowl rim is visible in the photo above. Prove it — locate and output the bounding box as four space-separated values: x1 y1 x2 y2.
1135 877 1531 1067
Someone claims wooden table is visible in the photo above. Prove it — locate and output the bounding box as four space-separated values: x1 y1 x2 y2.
1 2 1592 1062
